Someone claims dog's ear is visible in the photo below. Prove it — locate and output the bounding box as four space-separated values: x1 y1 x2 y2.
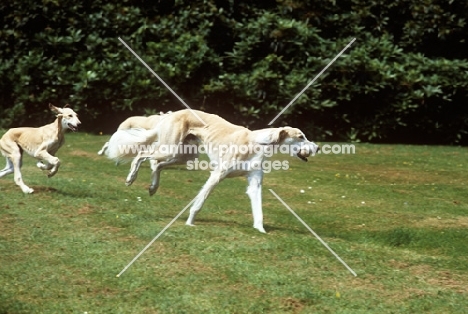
252 128 287 145
49 103 61 113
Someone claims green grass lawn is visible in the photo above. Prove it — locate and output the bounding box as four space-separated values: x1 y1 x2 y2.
1 132 467 313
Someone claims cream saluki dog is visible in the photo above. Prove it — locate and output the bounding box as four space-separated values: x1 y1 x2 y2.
0 104 81 193
97 112 170 156
106 109 319 233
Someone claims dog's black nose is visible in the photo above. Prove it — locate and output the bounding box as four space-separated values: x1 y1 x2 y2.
316 146 320 152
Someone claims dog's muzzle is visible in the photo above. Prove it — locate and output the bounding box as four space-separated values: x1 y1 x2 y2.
68 123 79 132
297 152 308 162
296 143 319 162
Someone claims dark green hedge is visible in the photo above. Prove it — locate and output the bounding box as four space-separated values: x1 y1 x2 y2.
1 0 467 144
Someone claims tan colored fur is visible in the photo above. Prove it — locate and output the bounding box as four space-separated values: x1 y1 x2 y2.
108 109 319 233
117 115 163 130
0 104 81 193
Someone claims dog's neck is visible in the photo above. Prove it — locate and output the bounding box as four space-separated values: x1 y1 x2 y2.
51 116 66 142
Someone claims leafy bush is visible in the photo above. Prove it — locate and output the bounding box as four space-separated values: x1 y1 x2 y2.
0 0 467 143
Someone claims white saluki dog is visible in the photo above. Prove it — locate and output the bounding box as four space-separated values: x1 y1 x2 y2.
0 104 81 193
106 109 319 233
97 112 170 156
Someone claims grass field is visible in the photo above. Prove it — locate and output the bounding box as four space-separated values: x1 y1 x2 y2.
1 132 467 313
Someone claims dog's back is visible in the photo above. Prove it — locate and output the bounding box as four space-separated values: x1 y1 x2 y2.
165 110 250 147
0 120 62 157
117 115 162 130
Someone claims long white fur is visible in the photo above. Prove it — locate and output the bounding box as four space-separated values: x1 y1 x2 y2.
0 104 81 193
97 112 170 156
105 128 162 164
106 109 319 233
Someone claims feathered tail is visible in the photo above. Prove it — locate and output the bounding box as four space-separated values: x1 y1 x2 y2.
105 127 159 163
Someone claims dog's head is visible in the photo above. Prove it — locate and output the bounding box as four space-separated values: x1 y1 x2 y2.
252 126 319 162
277 127 320 162
49 104 81 132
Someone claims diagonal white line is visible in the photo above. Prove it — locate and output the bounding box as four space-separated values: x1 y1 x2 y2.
269 189 357 277
268 38 356 125
116 197 197 277
118 37 207 126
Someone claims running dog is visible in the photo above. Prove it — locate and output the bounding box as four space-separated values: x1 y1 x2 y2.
106 109 319 233
0 104 81 193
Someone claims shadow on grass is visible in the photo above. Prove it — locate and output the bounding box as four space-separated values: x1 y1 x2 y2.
30 184 113 199
188 218 253 231
29 186 59 193
191 218 310 235
358 227 468 262
0 296 32 314
368 227 462 248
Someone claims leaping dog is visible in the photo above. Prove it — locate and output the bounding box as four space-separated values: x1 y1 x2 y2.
106 109 319 233
0 104 81 193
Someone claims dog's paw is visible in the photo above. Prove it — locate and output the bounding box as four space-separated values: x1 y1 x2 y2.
47 171 57 178
148 185 159 196
185 222 196 227
22 187 34 194
254 226 267 233
125 175 136 186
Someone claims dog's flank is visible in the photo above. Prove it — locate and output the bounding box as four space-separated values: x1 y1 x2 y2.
0 104 81 193
116 113 168 130
97 112 171 156
106 109 319 233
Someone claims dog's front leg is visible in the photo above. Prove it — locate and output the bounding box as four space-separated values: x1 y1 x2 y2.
36 161 53 171
148 159 160 195
186 171 224 227
35 150 60 177
246 170 266 233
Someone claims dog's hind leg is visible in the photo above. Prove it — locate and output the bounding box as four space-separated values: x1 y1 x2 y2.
246 170 266 233
186 170 226 227
126 151 148 186
148 158 183 196
0 157 14 178
11 150 34 194
0 140 33 193
148 159 161 195
148 141 199 195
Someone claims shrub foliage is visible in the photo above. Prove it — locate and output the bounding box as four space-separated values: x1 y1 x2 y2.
1 0 467 143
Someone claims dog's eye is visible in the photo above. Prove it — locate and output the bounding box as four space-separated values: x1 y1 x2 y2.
298 135 305 139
